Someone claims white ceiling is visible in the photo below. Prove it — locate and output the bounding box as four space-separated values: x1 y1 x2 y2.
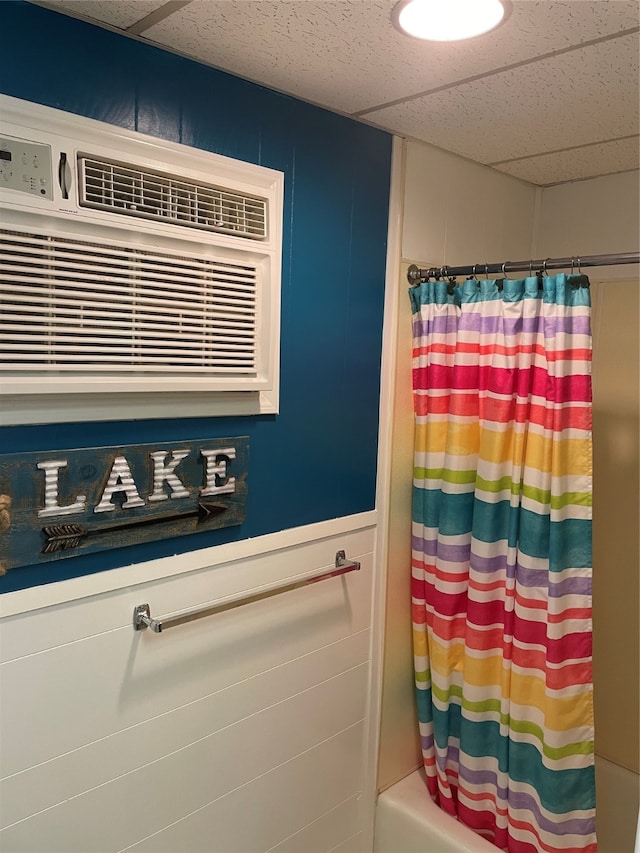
35 0 640 186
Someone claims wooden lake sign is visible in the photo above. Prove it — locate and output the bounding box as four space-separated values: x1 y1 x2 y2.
0 437 249 575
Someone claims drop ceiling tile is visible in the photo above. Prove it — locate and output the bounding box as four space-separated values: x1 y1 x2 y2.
494 137 640 185
365 33 639 164
142 0 640 115
38 0 166 30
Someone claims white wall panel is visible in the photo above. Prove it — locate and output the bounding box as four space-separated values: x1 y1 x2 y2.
330 835 364 853
0 632 370 828
533 170 640 281
125 724 365 853
1 672 367 852
0 516 377 623
0 525 374 659
267 797 361 853
1 556 372 776
0 524 376 853
402 139 537 267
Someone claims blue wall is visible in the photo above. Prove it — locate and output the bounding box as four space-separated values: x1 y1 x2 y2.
0 2 392 592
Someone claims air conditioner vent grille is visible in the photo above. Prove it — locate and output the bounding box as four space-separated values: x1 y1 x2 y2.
0 229 259 375
78 155 268 240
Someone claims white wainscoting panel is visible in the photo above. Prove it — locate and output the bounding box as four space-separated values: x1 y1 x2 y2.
0 523 376 853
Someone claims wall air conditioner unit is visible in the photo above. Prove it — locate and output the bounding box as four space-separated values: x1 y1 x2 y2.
0 95 284 425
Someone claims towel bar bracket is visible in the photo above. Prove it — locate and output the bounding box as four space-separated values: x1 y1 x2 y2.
133 549 361 634
133 603 153 632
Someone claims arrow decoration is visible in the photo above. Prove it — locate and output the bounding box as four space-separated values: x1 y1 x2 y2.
40 523 85 553
42 501 228 554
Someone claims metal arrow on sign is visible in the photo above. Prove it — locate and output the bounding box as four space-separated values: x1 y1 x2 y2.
41 501 228 554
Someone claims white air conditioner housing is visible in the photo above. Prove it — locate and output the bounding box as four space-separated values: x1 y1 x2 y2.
0 95 284 424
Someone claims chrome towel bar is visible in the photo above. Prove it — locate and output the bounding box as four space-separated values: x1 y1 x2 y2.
133 550 361 634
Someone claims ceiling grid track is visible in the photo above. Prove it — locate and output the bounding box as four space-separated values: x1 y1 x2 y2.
488 133 640 168
126 0 193 35
355 24 640 116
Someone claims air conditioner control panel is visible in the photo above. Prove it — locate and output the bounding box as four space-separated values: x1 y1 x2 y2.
0 135 54 200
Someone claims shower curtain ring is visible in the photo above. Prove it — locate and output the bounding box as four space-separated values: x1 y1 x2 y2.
445 267 457 294
502 261 510 279
484 263 489 279
529 260 533 276
577 256 582 274
543 258 549 276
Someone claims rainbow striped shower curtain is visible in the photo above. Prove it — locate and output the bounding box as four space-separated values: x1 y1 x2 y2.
411 275 596 853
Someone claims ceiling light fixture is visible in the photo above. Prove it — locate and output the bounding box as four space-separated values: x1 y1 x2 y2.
392 0 506 42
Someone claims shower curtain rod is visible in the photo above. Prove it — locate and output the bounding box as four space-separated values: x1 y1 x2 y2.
407 251 640 284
